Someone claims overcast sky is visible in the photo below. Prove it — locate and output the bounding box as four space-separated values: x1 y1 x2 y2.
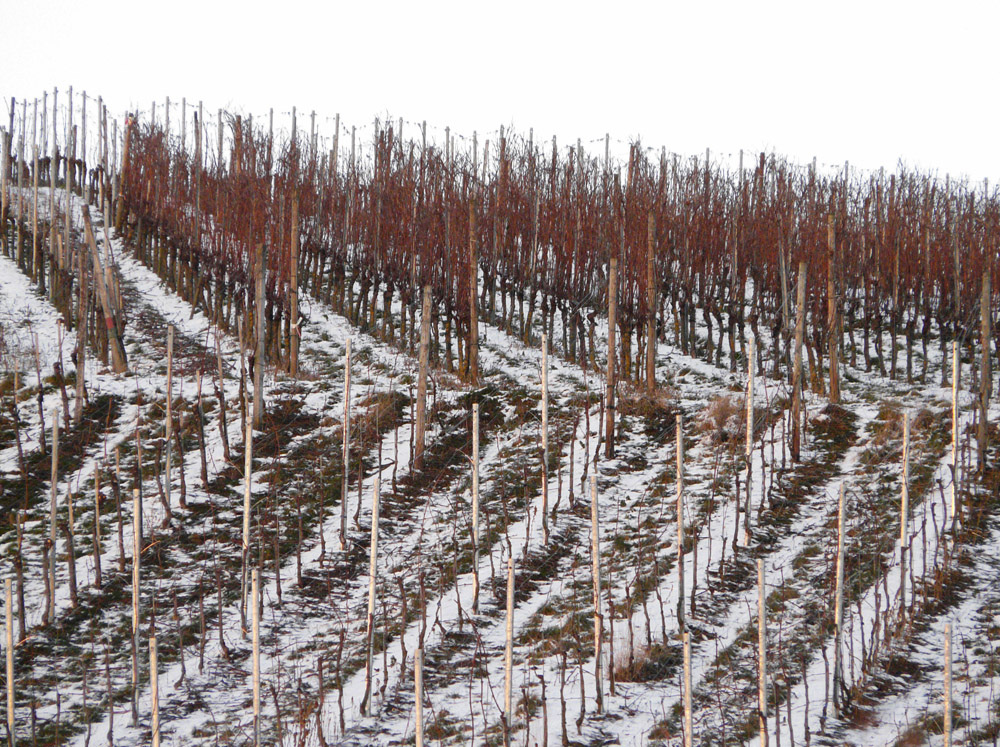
5 0 998 183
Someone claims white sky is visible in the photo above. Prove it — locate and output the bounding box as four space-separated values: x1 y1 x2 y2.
4 0 998 183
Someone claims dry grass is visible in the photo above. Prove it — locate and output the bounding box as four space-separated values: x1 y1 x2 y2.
696 394 746 447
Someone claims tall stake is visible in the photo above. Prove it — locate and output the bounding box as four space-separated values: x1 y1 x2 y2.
340 338 352 551
241 418 253 631
165 325 174 508
504 557 515 746
132 489 141 727
944 622 953 747
744 337 756 546
541 333 549 544
415 287 431 470
414 648 424 747
290 194 300 377
49 409 58 617
951 342 960 527
471 403 480 613
252 569 260 747
150 635 160 747
591 475 603 713
900 412 910 617
676 413 686 634
758 558 768 747
791 262 807 461
979 270 992 472
605 257 618 458
5 578 13 747
682 631 692 747
833 483 846 714
362 476 381 716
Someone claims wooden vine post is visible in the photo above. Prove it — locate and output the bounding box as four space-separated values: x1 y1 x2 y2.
415 286 431 470
252 242 266 429
132 489 141 727
362 476 381 717
743 337 756 546
252 569 261 747
471 403 480 613
676 413 686 634
682 631 692 747
468 198 479 384
503 557 515 747
81 206 128 372
757 558 768 747
605 257 618 458
791 262 807 461
290 194 301 377
833 483 846 714
5 577 13 747
590 475 603 713
541 333 549 544
646 212 657 395
951 342 960 526
340 338 352 551
900 412 910 617
150 635 160 747
828 215 840 403
979 270 992 472
49 409 58 618
944 622 953 747
165 325 174 508
414 648 424 747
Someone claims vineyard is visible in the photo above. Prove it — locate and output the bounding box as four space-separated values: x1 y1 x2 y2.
0 89 997 747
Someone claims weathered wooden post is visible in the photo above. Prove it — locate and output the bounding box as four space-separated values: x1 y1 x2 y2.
165 325 174 508
833 483 846 714
472 403 480 613
253 242 266 429
944 622 953 747
242 418 253 631
504 557 515 746
132 488 141 726
150 635 160 747
468 198 479 384
290 194 300 377
591 475 603 713
900 412 910 616
5 578 13 747
791 262 807 461
362 476 381 717
744 337 756 546
758 558 768 747
677 413 686 634
951 341 960 527
605 257 618 458
827 215 840 403
415 287 431 469
682 631 692 747
414 648 424 747
252 569 260 747
541 333 549 544
646 212 657 396
340 338 352 551
49 409 58 617
979 270 992 472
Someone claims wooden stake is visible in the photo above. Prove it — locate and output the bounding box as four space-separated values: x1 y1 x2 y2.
605 257 618 458
165 325 174 509
944 622 952 747
5 578 13 747
252 242 266 429
791 262 807 461
758 558 768 747
290 194 300 377
677 413 685 634
150 635 159 747
682 630 692 747
414 648 424 747
132 488 140 727
833 483 846 714
827 215 840 403
415 286 431 470
900 412 910 616
81 206 128 372
252 569 260 747
744 337 756 546
504 556 515 746
340 338 351 551
468 199 479 384
49 409 58 617
951 341 960 526
242 418 253 630
472 403 480 613
590 475 603 713
541 333 549 544
362 476 381 717
646 212 657 395
979 270 991 472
